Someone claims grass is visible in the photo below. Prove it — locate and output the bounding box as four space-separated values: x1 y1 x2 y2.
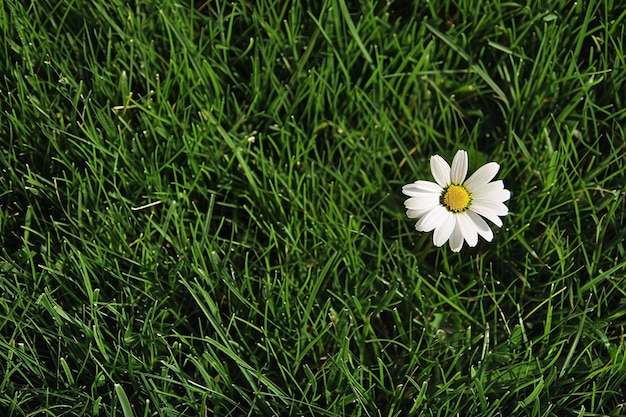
1 0 625 415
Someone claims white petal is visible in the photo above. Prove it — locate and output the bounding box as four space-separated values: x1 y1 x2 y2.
474 188 511 204
469 201 507 227
464 162 500 189
432 211 455 247
472 199 509 216
402 180 443 197
469 180 510 203
430 155 451 188
466 210 494 242
404 196 440 211
405 197 440 218
450 150 468 184
449 222 464 252
467 179 501 195
456 212 478 247
415 205 448 232
407 209 429 218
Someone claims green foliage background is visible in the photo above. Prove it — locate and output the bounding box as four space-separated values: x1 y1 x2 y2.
1 0 625 415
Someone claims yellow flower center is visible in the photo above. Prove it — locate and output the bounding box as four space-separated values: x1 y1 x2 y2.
442 185 471 212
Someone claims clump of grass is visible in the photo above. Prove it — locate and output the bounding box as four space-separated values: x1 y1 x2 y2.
1 0 625 416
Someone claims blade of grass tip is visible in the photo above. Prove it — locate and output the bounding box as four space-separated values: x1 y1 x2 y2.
293 25 320 81
425 22 469 61
513 376 545 412
469 62 510 107
114 383 134 417
559 299 590 378
419 277 480 326
142 399 150 417
93 395 103 415
307 10 350 80
337 0 373 67
213 122 261 200
76 251 95 306
59 357 75 386
407 380 428 413
487 40 531 60
425 22 509 107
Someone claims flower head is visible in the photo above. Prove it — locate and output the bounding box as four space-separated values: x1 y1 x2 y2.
402 150 510 252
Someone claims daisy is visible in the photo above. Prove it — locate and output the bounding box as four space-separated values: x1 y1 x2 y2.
402 150 510 252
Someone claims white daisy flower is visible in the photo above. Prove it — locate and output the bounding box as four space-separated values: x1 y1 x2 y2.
402 150 510 252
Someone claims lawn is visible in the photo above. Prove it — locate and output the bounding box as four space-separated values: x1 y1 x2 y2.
1 0 625 416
